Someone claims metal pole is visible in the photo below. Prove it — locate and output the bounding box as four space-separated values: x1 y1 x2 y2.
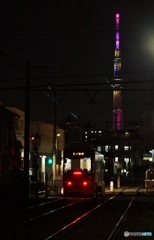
24 61 30 201
53 91 57 181
33 133 39 198
117 176 120 188
45 172 48 199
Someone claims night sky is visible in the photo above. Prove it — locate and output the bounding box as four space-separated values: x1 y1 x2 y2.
1 0 154 129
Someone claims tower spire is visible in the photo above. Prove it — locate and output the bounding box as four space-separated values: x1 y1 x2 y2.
112 13 123 130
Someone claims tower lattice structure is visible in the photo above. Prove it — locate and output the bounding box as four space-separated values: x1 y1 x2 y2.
112 13 123 130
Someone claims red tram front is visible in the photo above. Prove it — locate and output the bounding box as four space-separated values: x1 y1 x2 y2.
63 146 104 196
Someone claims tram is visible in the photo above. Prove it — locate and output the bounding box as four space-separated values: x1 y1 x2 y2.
63 145 104 196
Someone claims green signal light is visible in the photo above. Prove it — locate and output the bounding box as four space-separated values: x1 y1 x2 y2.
47 158 53 165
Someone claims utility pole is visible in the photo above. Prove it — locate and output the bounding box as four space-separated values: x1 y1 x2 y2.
33 132 40 198
128 130 131 174
24 61 30 201
53 91 57 181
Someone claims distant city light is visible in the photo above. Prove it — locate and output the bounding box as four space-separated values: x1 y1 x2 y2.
115 13 120 25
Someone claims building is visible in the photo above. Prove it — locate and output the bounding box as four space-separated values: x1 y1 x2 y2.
112 13 123 130
0 104 22 205
99 14 142 181
61 115 90 146
140 103 154 168
7 107 65 183
0 105 21 176
102 127 140 182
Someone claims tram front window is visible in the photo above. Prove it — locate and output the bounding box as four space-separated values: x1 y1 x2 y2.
64 157 91 173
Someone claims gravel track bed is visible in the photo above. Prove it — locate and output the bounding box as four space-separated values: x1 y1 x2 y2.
117 196 154 240
56 200 130 240
55 195 154 240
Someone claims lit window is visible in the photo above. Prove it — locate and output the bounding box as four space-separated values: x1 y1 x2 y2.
124 146 129 151
105 145 110 152
98 131 102 133
97 146 102 152
115 145 118 150
91 131 93 133
65 158 71 171
124 158 131 162
115 157 118 162
114 49 120 57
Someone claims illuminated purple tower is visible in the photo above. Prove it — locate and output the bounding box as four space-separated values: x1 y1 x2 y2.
112 13 123 130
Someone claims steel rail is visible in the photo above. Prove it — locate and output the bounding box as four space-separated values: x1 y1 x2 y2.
44 186 133 240
107 186 141 240
0 198 83 236
1 197 62 217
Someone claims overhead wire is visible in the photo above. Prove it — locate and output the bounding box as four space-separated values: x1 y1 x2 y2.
0 49 147 126
0 69 154 82
0 53 95 128
0 3 152 127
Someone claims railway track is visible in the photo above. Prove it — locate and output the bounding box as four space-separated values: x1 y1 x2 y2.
44 186 143 240
0 197 84 239
0 185 148 240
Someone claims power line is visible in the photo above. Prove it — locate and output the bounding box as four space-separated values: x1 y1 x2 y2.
0 72 154 82
0 50 47 73
0 86 153 91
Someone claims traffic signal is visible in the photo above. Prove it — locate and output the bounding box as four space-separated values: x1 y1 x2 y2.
47 157 53 165
30 133 41 147
31 135 37 149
